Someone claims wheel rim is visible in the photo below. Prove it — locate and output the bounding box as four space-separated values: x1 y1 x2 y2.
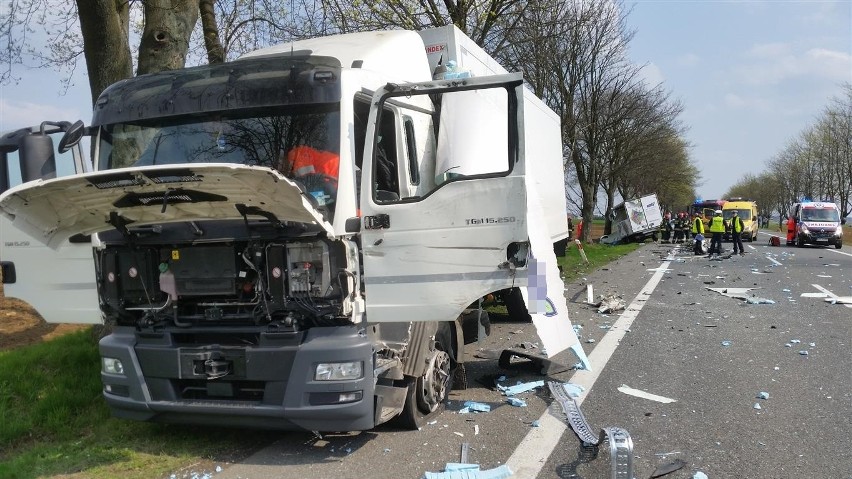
417 349 451 413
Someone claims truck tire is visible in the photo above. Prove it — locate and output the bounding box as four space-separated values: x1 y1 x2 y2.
836 242 842 249
396 323 455 429
503 287 532 323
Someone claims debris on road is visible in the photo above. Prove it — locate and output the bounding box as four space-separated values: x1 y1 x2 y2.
706 287 776 304
617 385 677 403
595 293 626 313
650 458 687 477
757 392 770 399
498 379 545 396
506 397 527 407
422 464 513 479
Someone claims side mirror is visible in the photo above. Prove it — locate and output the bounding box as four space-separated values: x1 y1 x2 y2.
842 218 847 225
58 120 86 153
19 133 56 182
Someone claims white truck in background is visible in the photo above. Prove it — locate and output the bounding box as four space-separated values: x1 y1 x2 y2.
0 26 583 432
601 194 664 244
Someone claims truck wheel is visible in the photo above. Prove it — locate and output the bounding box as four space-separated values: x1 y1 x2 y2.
396 324 455 429
836 242 842 250
796 235 804 247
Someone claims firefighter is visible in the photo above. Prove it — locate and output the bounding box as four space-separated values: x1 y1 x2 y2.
707 210 726 257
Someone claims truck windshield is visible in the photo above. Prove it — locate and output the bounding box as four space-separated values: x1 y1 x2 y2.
802 208 840 222
97 105 341 218
723 209 752 220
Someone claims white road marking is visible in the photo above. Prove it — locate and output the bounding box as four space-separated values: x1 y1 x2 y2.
506 251 674 477
747 244 757 250
765 255 782 266
811 284 852 309
827 248 852 258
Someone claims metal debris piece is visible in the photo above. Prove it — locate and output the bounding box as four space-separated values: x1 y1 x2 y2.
595 293 626 314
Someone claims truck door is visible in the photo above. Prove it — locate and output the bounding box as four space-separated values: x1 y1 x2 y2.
0 124 99 324
359 74 528 323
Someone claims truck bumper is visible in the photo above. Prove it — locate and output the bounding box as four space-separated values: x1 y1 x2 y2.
99 325 376 431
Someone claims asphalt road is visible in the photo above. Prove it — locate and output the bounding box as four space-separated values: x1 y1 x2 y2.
212 230 851 479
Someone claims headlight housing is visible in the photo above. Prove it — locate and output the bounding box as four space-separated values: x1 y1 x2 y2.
315 361 363 381
799 224 809 233
102 357 124 375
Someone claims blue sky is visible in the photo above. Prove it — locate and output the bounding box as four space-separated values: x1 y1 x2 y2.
627 0 851 201
1 1 850 203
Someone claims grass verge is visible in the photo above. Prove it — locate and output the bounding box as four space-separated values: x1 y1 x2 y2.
0 330 277 479
557 240 643 284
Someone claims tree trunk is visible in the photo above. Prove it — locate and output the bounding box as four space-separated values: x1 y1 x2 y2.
200 0 225 64
137 0 200 75
77 0 133 104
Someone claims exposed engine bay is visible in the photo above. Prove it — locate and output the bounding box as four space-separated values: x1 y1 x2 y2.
96 224 358 330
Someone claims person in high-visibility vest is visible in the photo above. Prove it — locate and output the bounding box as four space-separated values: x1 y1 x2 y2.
707 210 726 257
729 210 745 256
691 211 705 255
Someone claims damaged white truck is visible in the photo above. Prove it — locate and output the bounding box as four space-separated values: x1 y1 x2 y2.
0 26 585 431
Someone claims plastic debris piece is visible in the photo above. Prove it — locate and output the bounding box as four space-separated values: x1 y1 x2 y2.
617 385 676 403
790 339 801 344
463 401 491 413
384 448 391 453
423 464 513 479
586 339 596 344
560 382 586 398
745 297 775 304
809 342 816 347
650 458 687 477
531 420 540 427
693 472 709 479
721 340 732 347
428 419 439 425
445 463 479 472
499 380 545 396
453 432 464 437
474 425 479 435
753 403 762 410
507 397 527 407
782 288 791 292
799 350 809 356
757 392 769 399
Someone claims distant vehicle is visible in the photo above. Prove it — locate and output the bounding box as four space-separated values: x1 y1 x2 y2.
600 194 663 244
786 201 845 249
722 198 758 242
690 199 726 221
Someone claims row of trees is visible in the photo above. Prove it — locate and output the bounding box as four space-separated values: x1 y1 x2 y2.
1 0 699 241
724 83 852 223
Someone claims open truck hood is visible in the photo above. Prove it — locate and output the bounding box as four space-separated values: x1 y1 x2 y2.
0 164 335 248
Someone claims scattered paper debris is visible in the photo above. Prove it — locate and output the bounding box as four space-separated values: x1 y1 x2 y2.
617 385 677 403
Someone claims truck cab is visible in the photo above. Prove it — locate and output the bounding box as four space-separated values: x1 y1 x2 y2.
0 27 583 431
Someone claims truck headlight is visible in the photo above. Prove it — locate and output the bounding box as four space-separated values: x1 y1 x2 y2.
834 227 843 237
315 361 363 381
102 357 124 375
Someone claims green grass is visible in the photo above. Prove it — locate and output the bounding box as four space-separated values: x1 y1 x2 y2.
557 240 643 284
0 330 276 479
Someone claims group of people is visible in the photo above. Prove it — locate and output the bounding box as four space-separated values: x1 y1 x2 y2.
689 209 746 257
657 212 692 243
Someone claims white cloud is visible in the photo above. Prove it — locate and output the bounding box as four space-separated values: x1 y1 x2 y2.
638 62 665 87
0 98 85 131
733 43 850 86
